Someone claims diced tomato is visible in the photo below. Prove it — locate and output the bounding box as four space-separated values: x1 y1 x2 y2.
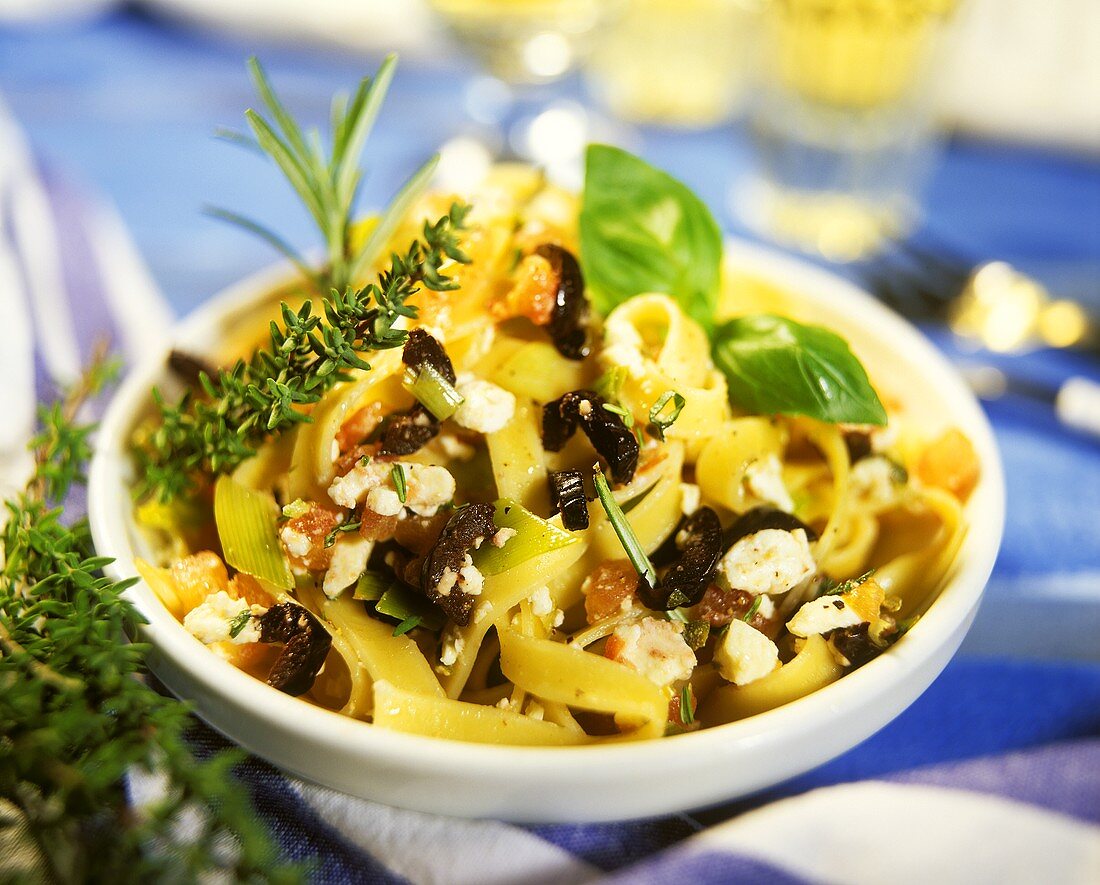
393 512 450 555
359 508 399 542
337 402 385 453
170 551 230 613
583 559 638 625
281 504 340 571
491 254 556 326
916 428 980 501
228 573 276 608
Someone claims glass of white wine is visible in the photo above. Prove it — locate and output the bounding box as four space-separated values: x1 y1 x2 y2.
732 0 960 261
428 0 625 187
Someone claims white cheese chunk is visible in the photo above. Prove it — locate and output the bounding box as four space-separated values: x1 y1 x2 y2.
529 586 554 616
453 374 516 434
328 459 454 517
322 533 373 599
786 593 866 638
714 619 780 686
183 591 258 646
743 454 795 513
849 455 903 507
608 618 696 687
718 528 816 597
679 482 701 516
366 486 403 517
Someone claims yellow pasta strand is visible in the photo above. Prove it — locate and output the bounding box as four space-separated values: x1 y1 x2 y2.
491 340 593 403
485 397 549 514
696 418 786 513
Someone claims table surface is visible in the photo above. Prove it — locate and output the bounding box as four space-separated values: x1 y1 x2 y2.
1 9 1098 661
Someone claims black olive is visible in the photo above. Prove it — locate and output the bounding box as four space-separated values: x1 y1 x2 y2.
420 503 498 626
542 390 639 485
402 328 456 384
829 623 886 669
722 506 818 550
378 405 440 456
843 429 873 463
167 349 216 387
637 507 722 610
257 602 332 696
549 469 590 531
535 244 590 360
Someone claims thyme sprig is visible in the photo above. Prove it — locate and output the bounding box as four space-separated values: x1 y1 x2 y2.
1 357 295 882
137 201 471 502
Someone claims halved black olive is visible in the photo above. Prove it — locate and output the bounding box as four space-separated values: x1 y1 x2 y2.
843 429 873 463
637 507 722 611
722 506 818 550
167 349 216 387
257 602 332 696
420 502 498 626
378 405 440 456
535 244 590 360
402 328 456 384
549 469 589 531
829 623 887 669
542 390 639 485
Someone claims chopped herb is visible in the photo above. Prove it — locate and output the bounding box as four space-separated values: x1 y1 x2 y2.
593 466 658 589
819 569 876 597
888 459 909 484
324 521 362 548
392 615 422 637
601 401 634 426
354 570 391 601
680 684 695 724
666 607 689 623
391 463 408 503
682 619 711 650
594 365 627 401
648 390 686 441
620 480 659 514
403 362 464 420
376 583 447 631
228 609 253 639
281 498 311 520
742 595 763 622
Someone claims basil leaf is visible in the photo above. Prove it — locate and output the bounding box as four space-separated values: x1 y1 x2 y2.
712 314 887 425
580 144 722 329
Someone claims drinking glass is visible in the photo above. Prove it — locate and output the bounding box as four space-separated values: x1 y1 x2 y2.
733 0 959 261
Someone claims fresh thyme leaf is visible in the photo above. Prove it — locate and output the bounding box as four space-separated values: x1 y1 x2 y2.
593 466 658 589
324 521 362 548
819 569 876 597
648 390 685 441
392 615 422 637
391 463 408 503
2 356 295 882
680 684 695 724
228 609 253 639
742 595 763 622
137 200 471 503
601 401 633 426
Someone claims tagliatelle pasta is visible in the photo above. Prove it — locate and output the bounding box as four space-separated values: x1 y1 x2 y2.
132 164 980 745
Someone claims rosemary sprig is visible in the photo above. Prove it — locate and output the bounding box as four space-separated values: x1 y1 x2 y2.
136 201 471 502
1 357 296 882
213 55 436 295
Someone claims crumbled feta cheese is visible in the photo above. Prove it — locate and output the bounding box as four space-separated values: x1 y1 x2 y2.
322 533 373 598
458 556 484 597
492 527 517 548
608 619 696 687
743 455 795 512
366 486 403 517
786 594 865 638
718 528 815 597
496 697 519 712
578 398 593 416
551 609 565 628
280 526 312 559
756 594 777 620
714 619 780 686
453 374 516 434
328 459 454 517
438 433 476 461
439 629 465 667
435 567 458 597
529 586 554 616
849 455 903 507
330 439 340 464
183 591 252 645
679 482 701 516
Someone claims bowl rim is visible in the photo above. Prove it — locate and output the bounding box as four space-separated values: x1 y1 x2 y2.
88 237 1005 778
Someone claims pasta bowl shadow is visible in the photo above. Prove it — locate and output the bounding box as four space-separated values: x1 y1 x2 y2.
88 239 1004 822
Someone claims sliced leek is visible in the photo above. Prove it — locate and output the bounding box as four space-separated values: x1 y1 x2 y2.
402 363 463 420
473 498 579 577
213 475 293 589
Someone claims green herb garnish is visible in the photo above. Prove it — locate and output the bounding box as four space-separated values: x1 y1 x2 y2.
402 363 465 421
711 314 887 426
680 684 696 725
593 467 658 589
682 619 711 651
601 401 633 425
228 609 253 639
354 570 392 602
324 521 362 548
391 463 408 503
580 144 722 329
819 569 876 597
281 498 311 520
742 595 763 622
375 584 446 631
648 390 685 441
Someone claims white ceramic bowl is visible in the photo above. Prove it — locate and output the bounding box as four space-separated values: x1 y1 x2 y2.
89 239 1004 822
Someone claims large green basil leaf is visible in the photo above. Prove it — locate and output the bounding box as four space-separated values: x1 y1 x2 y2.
579 144 722 329
712 314 887 425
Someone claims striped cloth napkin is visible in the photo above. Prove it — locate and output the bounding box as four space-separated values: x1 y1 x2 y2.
3 98 1098 884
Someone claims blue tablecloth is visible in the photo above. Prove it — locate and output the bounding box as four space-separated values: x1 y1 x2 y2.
2 10 1097 882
